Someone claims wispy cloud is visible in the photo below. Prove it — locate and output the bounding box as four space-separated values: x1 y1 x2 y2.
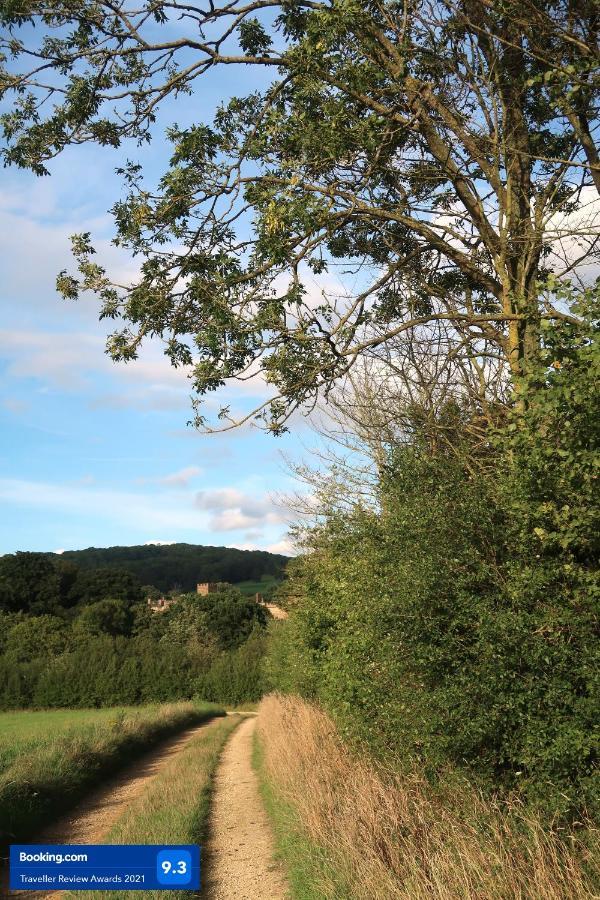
0 477 206 531
160 466 203 487
0 476 292 547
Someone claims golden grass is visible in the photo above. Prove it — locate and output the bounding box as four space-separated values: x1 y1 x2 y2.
257 694 599 900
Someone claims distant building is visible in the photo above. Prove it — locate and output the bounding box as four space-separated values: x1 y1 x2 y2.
255 591 288 620
147 596 176 613
196 582 220 596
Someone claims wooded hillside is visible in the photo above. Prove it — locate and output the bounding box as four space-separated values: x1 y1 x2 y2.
57 544 288 593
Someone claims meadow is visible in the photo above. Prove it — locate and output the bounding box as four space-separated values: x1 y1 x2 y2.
0 701 224 846
0 706 156 773
236 576 280 597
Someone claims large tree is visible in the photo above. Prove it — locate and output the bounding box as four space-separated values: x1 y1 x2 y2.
1 0 598 429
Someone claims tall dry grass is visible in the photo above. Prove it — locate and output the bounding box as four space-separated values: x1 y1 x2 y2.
257 694 599 900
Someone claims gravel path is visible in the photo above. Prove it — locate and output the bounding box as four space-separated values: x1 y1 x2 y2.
6 718 218 898
205 716 288 900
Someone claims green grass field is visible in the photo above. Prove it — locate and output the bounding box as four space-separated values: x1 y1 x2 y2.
0 702 224 846
0 706 156 773
237 576 280 597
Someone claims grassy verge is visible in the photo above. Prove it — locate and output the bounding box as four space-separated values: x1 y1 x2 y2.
253 732 336 900
256 694 600 900
0 701 224 846
66 714 243 900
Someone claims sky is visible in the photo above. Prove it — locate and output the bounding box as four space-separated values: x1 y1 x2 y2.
0 58 306 558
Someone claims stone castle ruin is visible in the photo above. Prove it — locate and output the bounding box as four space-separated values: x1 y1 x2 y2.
147 581 288 619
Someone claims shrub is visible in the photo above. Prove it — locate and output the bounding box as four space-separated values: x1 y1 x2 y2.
266 299 599 821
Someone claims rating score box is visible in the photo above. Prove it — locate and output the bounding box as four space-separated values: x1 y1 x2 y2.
10 844 201 891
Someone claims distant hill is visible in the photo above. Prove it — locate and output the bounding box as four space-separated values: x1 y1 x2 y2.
56 543 289 594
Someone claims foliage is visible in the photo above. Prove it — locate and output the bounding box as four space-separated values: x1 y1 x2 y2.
0 551 142 616
3 615 70 664
0 544 286 622
73 598 136 636
196 628 267 705
0 586 272 710
190 585 268 649
267 303 599 822
0 2 597 429
58 543 288 593
68 567 142 607
0 553 78 615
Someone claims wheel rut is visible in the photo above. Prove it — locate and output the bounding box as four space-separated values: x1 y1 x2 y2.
5 714 287 899
205 716 288 900
5 718 219 898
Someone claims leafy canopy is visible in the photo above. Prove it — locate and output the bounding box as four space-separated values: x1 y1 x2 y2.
1 1 598 429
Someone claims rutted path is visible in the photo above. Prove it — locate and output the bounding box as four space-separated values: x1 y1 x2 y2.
6 714 288 899
205 716 288 900
6 718 221 898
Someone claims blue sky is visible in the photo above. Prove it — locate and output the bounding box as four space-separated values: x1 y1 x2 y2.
0 63 307 557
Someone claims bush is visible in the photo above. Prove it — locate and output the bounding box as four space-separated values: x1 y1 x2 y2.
196 629 267 704
267 299 599 822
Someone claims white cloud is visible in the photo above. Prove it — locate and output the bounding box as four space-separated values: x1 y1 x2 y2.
160 466 203 487
194 487 288 532
144 539 177 546
0 328 193 400
0 477 207 531
265 538 296 556
545 186 600 284
0 476 293 548
0 329 104 388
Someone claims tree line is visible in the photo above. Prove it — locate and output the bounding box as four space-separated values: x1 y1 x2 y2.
0 550 272 708
56 544 287 594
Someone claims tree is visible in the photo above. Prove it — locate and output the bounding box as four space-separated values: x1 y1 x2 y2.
73 598 134 636
1 1 597 430
191 586 268 649
159 596 220 668
69 566 142 606
0 552 78 615
265 285 599 820
4 614 70 663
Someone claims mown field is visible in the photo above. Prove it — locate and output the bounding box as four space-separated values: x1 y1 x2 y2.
0 702 224 846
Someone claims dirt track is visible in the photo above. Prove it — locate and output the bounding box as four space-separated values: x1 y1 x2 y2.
7 719 217 898
205 715 288 899
7 713 288 899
